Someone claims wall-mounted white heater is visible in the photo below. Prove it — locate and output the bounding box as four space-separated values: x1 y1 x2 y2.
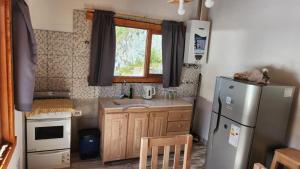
184 20 211 64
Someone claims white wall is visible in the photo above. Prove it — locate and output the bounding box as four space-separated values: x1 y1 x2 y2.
27 0 200 32
8 110 25 169
199 0 300 149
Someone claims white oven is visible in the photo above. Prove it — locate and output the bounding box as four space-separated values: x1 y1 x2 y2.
26 115 71 152
26 112 71 169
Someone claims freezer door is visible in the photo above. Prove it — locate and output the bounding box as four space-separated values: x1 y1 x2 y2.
212 77 261 127
205 113 254 169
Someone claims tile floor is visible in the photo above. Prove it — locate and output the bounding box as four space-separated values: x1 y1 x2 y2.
70 142 207 169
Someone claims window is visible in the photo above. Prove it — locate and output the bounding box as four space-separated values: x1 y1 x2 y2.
113 18 163 83
0 0 16 167
114 27 147 77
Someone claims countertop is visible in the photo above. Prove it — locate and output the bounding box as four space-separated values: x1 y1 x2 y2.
99 97 193 113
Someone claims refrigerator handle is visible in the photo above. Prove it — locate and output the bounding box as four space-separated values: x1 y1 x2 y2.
214 95 222 133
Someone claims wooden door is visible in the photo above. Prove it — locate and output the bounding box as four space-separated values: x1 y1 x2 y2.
148 112 168 137
103 113 128 162
126 112 149 158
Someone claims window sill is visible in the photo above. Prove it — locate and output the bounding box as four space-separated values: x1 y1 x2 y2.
113 76 162 83
0 139 16 169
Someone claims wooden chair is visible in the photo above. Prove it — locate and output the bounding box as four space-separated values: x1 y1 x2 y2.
139 135 193 169
253 163 267 169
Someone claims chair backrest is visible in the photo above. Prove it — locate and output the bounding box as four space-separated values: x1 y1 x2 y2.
139 134 193 169
253 163 267 169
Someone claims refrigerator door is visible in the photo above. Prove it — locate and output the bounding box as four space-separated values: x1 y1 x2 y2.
212 77 261 127
206 113 254 169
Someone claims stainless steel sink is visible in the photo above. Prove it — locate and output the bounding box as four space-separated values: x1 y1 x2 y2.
112 99 149 109
112 99 145 105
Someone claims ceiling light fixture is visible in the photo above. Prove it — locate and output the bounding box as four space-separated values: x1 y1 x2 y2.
177 0 186 15
205 0 214 8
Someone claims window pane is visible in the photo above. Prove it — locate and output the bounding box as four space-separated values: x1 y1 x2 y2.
114 26 147 77
150 34 162 74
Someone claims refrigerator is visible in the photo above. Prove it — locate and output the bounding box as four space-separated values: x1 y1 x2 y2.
205 77 295 169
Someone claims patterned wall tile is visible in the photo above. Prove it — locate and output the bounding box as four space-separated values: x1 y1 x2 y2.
36 54 48 77
35 77 48 91
73 99 98 117
48 55 72 78
48 31 73 56
114 83 165 98
72 33 91 57
132 83 144 97
34 29 48 55
73 10 92 36
153 84 165 96
73 56 90 78
47 78 72 92
33 10 201 101
181 66 201 84
95 84 121 98
72 78 95 99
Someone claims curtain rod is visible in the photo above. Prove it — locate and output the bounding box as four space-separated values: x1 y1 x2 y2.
86 9 162 25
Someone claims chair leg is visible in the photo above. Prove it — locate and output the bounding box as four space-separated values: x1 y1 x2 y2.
270 153 280 169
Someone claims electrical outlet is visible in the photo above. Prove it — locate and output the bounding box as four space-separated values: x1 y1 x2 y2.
72 111 82 117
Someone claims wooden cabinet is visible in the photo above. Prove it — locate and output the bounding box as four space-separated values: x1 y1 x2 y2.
167 110 192 136
99 105 193 162
148 112 168 137
126 113 149 158
167 121 191 132
102 113 128 162
168 110 192 121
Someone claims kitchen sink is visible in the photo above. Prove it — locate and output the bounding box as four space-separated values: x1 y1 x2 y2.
112 99 146 105
112 99 150 109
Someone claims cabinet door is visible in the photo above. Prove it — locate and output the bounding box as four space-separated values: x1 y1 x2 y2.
148 112 168 137
126 113 149 158
103 113 128 162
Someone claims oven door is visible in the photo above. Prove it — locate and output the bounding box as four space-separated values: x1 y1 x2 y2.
27 118 71 152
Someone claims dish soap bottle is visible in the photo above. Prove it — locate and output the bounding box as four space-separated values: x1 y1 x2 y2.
129 85 134 99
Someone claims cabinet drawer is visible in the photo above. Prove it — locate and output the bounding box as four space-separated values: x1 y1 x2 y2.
168 110 192 121
167 131 189 136
167 121 190 132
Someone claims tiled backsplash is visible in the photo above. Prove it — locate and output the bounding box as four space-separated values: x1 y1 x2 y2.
35 9 201 99
34 10 201 151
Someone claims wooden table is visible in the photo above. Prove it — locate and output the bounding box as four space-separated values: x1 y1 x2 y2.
271 148 300 169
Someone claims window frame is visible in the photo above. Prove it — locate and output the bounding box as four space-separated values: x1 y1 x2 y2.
112 18 163 83
0 0 16 167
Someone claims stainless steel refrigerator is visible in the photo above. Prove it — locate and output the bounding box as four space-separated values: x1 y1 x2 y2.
205 77 295 169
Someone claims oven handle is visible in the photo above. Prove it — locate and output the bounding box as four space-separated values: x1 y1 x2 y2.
27 118 70 122
29 149 69 155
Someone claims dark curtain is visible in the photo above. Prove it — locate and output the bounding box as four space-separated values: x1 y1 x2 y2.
162 21 186 88
88 10 116 86
13 0 37 112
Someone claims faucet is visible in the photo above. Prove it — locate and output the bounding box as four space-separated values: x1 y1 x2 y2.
120 80 128 99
